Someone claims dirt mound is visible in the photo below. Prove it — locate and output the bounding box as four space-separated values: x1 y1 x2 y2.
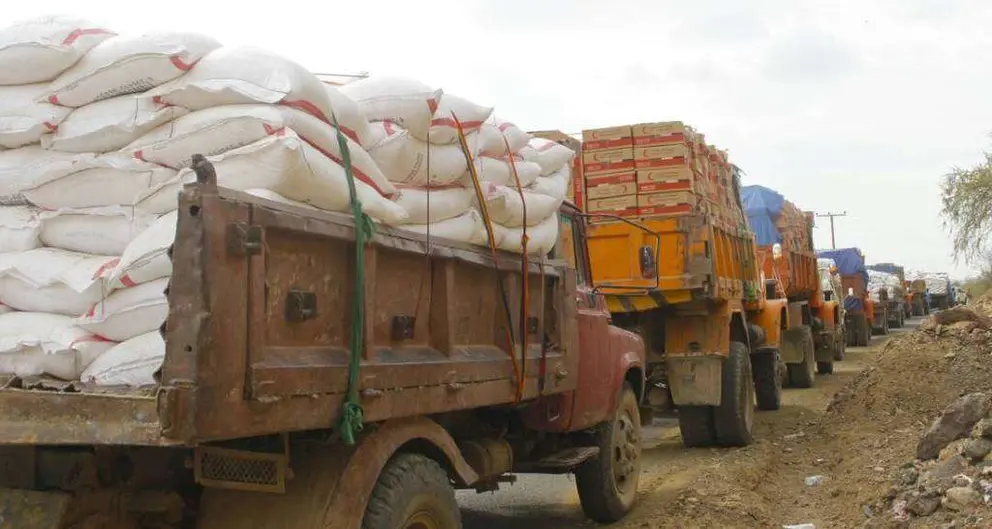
814 319 992 526
975 291 992 316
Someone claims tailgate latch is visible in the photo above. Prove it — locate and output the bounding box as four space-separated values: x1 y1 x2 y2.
226 223 262 256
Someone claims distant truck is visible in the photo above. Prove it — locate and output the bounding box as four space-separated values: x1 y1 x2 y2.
925 272 953 310
868 263 910 325
866 270 904 333
905 271 929 316
743 185 843 377
818 248 875 346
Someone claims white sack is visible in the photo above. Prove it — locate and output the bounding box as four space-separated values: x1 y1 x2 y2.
80 331 164 387
526 165 570 201
0 312 114 380
339 76 441 140
139 133 408 224
0 248 116 315
474 155 541 187
399 209 493 246
485 186 563 228
148 46 332 123
106 210 177 289
527 137 575 175
76 277 169 341
0 83 70 148
23 153 177 209
479 119 530 156
245 188 318 210
493 213 559 255
0 15 115 85
324 84 370 145
367 121 478 186
123 105 396 197
42 94 188 152
47 32 221 107
425 93 492 144
0 146 94 205
40 206 156 255
0 206 41 252
393 184 483 225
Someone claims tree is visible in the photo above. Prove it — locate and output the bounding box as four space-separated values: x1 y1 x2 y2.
941 149 992 263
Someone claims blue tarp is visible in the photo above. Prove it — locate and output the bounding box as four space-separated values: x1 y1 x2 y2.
741 185 784 246
817 248 869 285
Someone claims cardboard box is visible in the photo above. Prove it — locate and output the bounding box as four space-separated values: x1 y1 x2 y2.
632 121 691 146
582 126 633 151
586 172 637 199
636 167 696 194
587 194 638 214
582 147 635 175
638 190 700 217
634 143 691 161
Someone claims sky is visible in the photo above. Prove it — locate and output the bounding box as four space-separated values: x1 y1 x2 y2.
10 0 991 278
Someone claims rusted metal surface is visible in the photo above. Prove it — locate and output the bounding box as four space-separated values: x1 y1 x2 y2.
0 488 69 529
0 389 166 446
155 176 577 444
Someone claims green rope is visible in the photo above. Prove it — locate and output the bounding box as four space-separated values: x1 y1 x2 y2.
331 115 376 446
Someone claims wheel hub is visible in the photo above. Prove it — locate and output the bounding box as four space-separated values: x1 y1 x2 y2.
404 509 442 529
612 412 640 491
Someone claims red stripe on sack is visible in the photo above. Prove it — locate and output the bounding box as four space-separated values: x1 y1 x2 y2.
133 150 148 162
338 125 360 144
61 28 115 46
298 136 393 198
120 274 137 288
282 100 330 124
382 120 396 136
498 122 515 132
84 306 97 318
170 55 197 72
537 141 557 152
48 94 61 106
92 258 121 280
427 97 439 114
430 118 484 129
43 121 58 132
70 335 114 347
263 124 286 136
152 95 164 105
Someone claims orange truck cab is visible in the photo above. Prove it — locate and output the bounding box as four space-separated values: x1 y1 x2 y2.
586 169 787 448
742 185 841 380
818 248 873 347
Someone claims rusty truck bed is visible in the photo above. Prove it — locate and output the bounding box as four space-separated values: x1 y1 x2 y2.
0 170 577 447
587 215 758 313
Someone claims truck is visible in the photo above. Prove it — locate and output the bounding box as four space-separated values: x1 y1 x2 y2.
586 168 798 449
926 272 953 310
905 272 929 316
0 160 648 529
818 248 874 347
867 270 905 331
868 263 910 324
742 185 843 376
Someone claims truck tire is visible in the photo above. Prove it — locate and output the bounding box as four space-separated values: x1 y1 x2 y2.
751 348 781 411
714 341 755 446
678 406 715 448
576 383 641 523
786 327 815 389
362 454 460 529
833 329 846 361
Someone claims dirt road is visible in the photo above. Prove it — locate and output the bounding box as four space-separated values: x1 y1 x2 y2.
460 322 916 529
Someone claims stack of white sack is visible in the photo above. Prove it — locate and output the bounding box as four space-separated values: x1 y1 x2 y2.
866 270 892 302
343 77 574 254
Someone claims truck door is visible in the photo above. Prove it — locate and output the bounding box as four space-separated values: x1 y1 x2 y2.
559 210 619 429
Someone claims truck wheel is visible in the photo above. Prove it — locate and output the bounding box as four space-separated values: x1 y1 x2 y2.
751 348 781 411
362 454 460 529
816 361 834 374
715 342 755 446
576 383 641 523
786 327 815 389
833 330 846 361
678 406 715 448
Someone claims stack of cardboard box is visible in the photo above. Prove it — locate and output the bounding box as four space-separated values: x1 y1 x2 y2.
580 121 745 225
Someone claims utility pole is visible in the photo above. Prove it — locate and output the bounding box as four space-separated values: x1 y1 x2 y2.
816 212 847 249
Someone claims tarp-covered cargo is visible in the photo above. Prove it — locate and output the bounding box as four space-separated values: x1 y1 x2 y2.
741 185 784 247
817 248 869 286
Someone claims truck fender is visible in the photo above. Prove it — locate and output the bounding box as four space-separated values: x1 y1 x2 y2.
751 298 787 349
610 325 646 405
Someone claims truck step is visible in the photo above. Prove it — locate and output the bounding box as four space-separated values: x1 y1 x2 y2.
517 447 600 474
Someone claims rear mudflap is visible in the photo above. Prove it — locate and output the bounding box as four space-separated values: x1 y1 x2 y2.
666 354 724 406
0 488 69 529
